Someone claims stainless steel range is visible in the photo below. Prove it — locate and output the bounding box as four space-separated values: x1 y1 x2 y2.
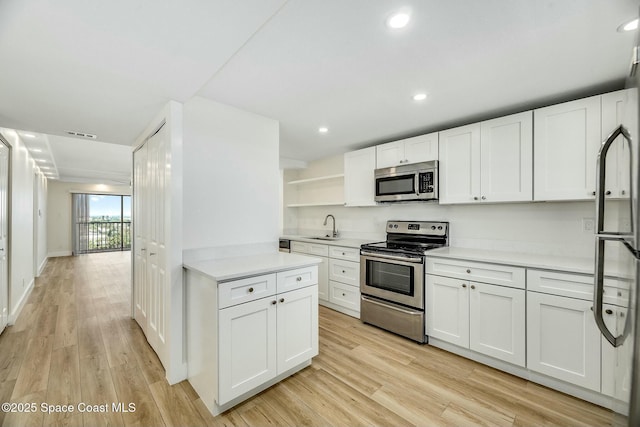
360 220 448 343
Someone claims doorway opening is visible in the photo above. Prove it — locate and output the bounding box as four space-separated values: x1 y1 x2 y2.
72 193 131 255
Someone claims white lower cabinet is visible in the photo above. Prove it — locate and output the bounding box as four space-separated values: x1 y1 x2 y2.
186 265 318 416
426 267 526 367
291 242 329 301
219 284 318 405
219 296 277 404
526 291 601 391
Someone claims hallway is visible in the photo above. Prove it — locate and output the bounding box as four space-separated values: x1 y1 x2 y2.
0 253 207 426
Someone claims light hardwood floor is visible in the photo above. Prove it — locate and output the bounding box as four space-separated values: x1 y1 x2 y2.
0 252 615 426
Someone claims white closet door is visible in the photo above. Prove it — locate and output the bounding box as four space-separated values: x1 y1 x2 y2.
133 144 148 333
146 125 168 357
0 141 8 331
133 123 168 366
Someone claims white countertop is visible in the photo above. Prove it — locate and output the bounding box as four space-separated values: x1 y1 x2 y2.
282 234 379 249
427 246 625 277
183 251 322 282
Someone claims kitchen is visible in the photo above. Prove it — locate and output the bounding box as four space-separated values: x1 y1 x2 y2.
0 1 639 426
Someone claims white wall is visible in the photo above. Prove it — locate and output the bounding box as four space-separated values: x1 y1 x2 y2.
0 129 47 322
283 154 601 259
46 181 131 257
183 97 280 250
35 173 48 275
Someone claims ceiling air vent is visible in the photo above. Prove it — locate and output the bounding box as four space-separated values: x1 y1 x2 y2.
66 130 97 139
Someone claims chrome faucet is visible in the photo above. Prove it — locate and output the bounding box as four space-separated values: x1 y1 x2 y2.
323 214 338 238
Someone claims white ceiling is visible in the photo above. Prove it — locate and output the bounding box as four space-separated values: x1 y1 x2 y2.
0 0 638 181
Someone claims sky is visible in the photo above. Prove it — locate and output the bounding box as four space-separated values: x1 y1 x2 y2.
89 195 131 218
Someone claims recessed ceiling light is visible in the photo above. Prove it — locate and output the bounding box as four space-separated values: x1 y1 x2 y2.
318 127 329 134
35 159 47 163
40 166 51 170
387 12 410 29
413 93 427 101
618 18 639 32
31 148 43 153
22 133 35 139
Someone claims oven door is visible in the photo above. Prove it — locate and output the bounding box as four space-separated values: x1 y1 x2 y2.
360 251 424 309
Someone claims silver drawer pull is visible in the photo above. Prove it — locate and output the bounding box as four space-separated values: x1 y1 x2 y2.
279 298 285 303
248 287 254 293
462 284 467 288
466 269 471 274
296 276 302 281
271 300 277 305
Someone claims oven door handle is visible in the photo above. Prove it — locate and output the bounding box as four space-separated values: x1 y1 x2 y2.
360 251 424 263
361 296 423 315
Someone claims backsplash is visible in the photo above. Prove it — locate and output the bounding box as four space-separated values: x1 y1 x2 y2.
285 200 618 259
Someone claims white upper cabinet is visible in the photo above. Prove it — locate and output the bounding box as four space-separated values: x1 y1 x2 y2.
601 90 630 199
344 146 377 206
439 111 532 204
375 133 438 168
534 95 602 201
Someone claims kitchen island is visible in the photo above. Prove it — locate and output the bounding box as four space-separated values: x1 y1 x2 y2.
184 251 321 416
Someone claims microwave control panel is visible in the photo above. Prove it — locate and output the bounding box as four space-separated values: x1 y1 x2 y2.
418 171 434 194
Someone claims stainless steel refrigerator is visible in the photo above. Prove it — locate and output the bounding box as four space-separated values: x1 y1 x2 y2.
594 45 640 426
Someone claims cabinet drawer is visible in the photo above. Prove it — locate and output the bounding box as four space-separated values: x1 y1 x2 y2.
528 269 630 305
426 258 525 289
328 258 360 287
277 266 318 293
219 274 277 309
291 241 329 257
329 281 360 312
329 245 360 262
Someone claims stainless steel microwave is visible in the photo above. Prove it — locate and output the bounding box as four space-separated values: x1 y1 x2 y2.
374 160 438 202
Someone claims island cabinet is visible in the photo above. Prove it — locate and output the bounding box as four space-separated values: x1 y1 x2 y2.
438 111 533 204
186 264 318 416
426 258 526 367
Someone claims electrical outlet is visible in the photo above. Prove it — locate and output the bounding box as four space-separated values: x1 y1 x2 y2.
582 218 595 232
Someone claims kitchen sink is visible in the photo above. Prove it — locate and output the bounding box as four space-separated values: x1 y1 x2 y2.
305 236 339 241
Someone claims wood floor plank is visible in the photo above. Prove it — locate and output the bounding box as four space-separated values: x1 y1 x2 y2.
0 330 28 383
148 379 205 427
78 354 124 427
110 362 165 427
256 382 332 427
43 346 81 426
52 302 77 350
11 336 53 400
76 317 105 360
3 390 46 427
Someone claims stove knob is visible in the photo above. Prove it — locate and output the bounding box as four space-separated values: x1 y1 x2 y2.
388 224 393 228
437 226 443 230
393 224 398 228
431 226 436 230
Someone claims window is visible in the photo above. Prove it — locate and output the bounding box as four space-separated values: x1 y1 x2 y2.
72 194 131 254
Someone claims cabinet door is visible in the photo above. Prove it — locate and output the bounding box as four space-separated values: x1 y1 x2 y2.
344 147 377 206
480 111 533 202
601 304 632 401
404 133 439 163
534 95 601 201
277 286 319 373
317 256 329 301
218 297 277 405
426 275 469 347
469 282 525 366
527 292 601 391
376 140 404 168
601 90 629 199
438 123 481 204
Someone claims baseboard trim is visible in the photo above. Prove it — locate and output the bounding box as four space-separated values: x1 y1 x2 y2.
47 251 72 258
37 257 48 277
9 278 35 325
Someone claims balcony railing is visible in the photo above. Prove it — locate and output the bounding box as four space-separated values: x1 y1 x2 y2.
76 221 131 253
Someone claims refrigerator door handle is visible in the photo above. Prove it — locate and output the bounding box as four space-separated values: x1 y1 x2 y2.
595 125 632 234
594 124 634 348
594 235 628 347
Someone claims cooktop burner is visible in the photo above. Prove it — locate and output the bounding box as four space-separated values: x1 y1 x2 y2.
360 220 449 256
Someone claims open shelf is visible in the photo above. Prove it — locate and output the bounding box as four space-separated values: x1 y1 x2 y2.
287 174 344 185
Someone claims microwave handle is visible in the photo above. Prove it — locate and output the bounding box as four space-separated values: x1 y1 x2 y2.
414 173 419 195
